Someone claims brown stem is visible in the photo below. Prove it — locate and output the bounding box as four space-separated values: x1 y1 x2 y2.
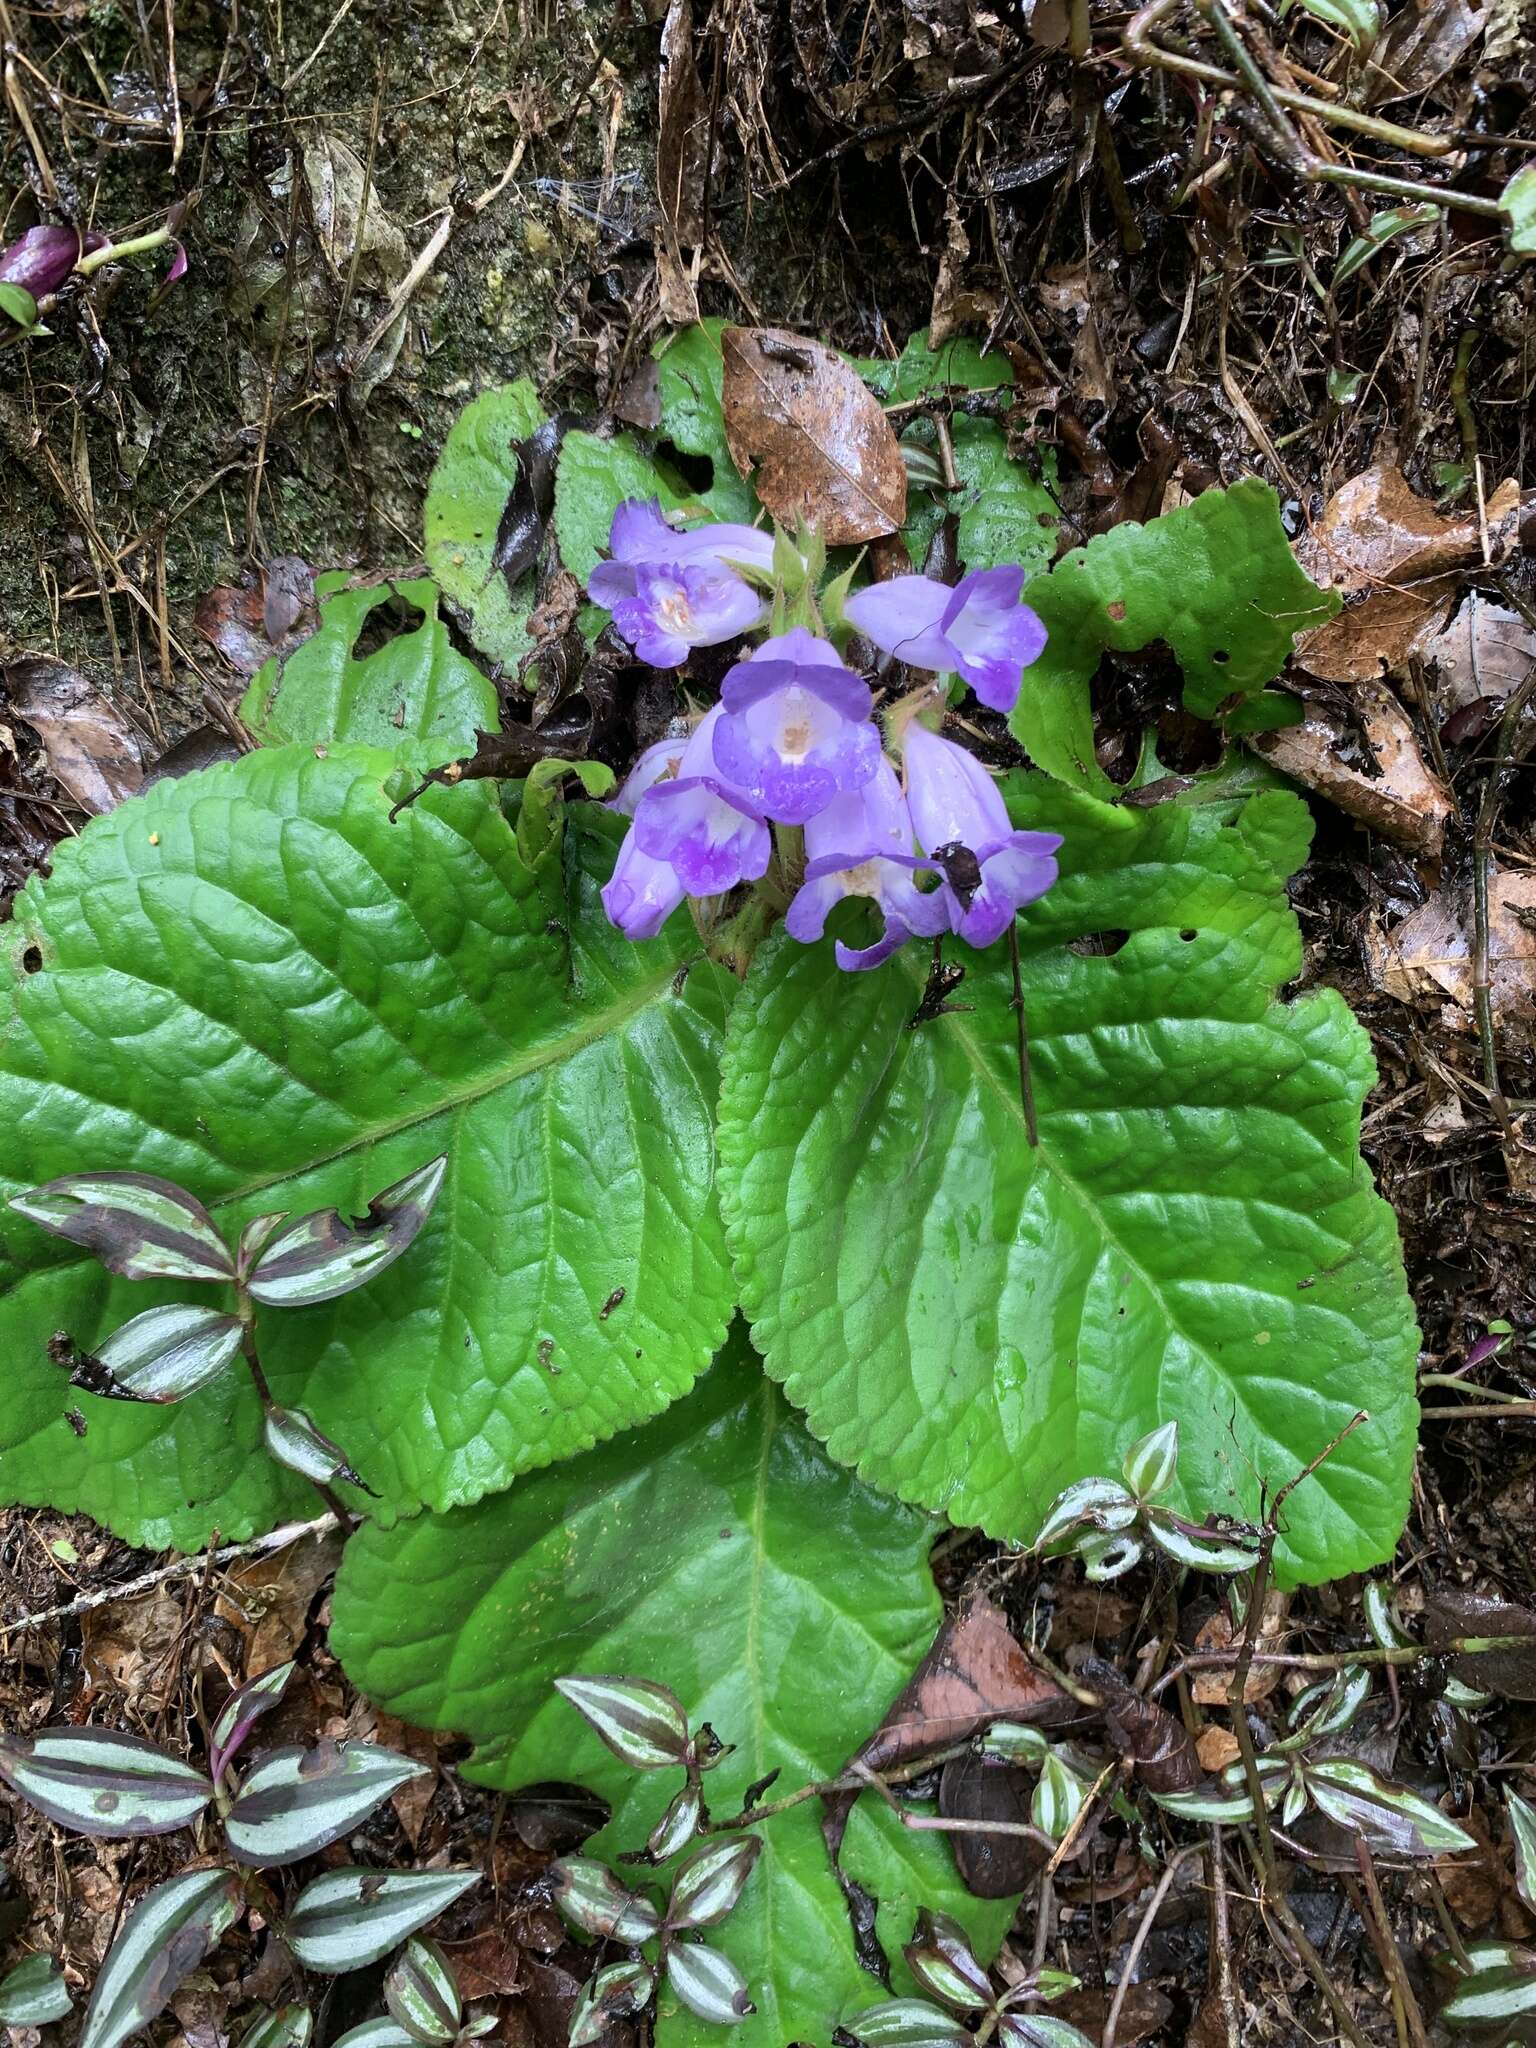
237 1299 355 1534
1350 1844 1432 2048
1103 1844 1203 2047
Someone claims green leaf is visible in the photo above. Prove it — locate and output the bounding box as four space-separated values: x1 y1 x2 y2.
240 578 498 763
0 282 39 330
1012 482 1339 793
1501 165 1536 258
948 423 1059 584
1290 0 1379 44
655 321 759 522
332 1338 1018 2048
554 429 700 585
717 780 1418 1587
1335 205 1439 287
0 747 735 1546
423 381 547 671
855 331 1016 402
0 1955 73 2025
1509 1791 1536 1915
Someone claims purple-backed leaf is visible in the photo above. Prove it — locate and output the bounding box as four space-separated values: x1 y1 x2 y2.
209 1661 295 1781
551 1857 662 1943
330 2023 422 2048
901 1910 991 2013
1303 1758 1476 1857
841 1999 971 2048
1143 1509 1261 1576
224 1740 428 1867
8 1172 235 1283
1274 1665 1371 1753
80 1868 244 2048
647 1781 703 1861
262 1406 373 1492
996 2014 1097 2048
240 2007 314 2048
663 1942 755 2026
384 1937 461 2045
78 1303 244 1403
1034 1479 1136 1550
285 1868 480 1975
666 1835 760 1931
0 1954 73 2025
569 1962 656 2048
246 1157 446 1307
554 1675 690 1769
0 225 81 295
0 1727 212 1838
236 1212 290 1282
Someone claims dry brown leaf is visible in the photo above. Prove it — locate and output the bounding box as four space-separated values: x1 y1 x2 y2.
1251 676 1454 857
372 1711 444 1848
4 659 145 815
1295 467 1521 682
1194 1724 1242 1773
937 1754 1044 1896
1367 0 1487 102
722 327 907 543
214 1524 345 1674
656 0 707 247
1191 1591 1288 1705
196 558 318 678
81 1583 185 1704
1371 870 1536 1044
1425 595 1536 713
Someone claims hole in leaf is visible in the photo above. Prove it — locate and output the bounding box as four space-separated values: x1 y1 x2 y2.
1212 648 1230 664
351 590 428 662
1180 928 1198 942
1067 930 1129 957
21 945 42 973
665 447 716 496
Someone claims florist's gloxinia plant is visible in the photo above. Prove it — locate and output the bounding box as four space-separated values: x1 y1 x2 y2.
594 499 1062 970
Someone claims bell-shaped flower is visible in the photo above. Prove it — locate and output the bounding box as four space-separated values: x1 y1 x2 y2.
629 705 771 898
903 722 1061 948
786 759 948 971
611 732 688 816
845 567 1047 713
587 501 774 668
600 835 689 940
712 627 881 826
607 560 765 669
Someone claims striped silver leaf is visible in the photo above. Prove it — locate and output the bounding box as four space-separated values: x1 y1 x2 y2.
0 1954 73 2025
0 1727 213 1837
262 1407 368 1490
330 2023 426 2048
209 1661 295 1780
569 1962 656 2048
224 1741 429 1867
647 1781 703 1861
284 1868 480 1975
239 2006 313 2048
665 1835 760 1931
80 1868 244 2048
384 1937 461 2044
553 1675 690 1769
87 1304 244 1403
842 2001 972 2048
552 1857 662 1943
8 1172 234 1283
246 1157 447 1307
663 1941 756 2026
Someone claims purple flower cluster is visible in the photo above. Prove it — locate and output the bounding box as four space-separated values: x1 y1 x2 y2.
591 499 1059 970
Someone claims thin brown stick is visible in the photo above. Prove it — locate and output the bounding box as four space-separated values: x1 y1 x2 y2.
1103 1844 1203 2047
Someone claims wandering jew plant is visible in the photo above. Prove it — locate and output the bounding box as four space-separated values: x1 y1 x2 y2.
594 499 1060 968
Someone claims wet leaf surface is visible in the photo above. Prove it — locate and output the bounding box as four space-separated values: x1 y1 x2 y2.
4 660 144 815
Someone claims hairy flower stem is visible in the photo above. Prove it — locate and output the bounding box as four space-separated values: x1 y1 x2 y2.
235 1296 355 1533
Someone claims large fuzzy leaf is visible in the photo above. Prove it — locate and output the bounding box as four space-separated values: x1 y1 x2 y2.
1011 482 1339 793
717 782 1418 1587
0 747 735 1546
240 578 497 761
654 321 760 523
332 1337 1018 2048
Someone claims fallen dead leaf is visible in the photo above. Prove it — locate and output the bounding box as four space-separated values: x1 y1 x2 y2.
81 1583 185 1705
1425 1584 1536 1700
1082 1656 1197 1794
1191 1591 1289 1705
1053 1985 1171 2047
214 1523 345 1674
1251 676 1454 858
938 1754 1044 1896
4 659 145 815
1370 869 1536 1045
195 558 318 677
1438 1801 1501 1931
1368 0 1487 102
722 327 907 543
1194 1724 1242 1773
1425 594 1536 713
1294 466 1521 683
655 0 707 327
372 1711 444 1848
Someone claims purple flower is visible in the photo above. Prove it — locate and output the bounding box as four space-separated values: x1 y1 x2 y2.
0 225 81 297
629 705 771 897
587 500 775 668
600 834 689 940
612 732 688 816
712 627 881 826
845 567 1047 713
608 559 765 669
787 759 948 971
903 722 1061 947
